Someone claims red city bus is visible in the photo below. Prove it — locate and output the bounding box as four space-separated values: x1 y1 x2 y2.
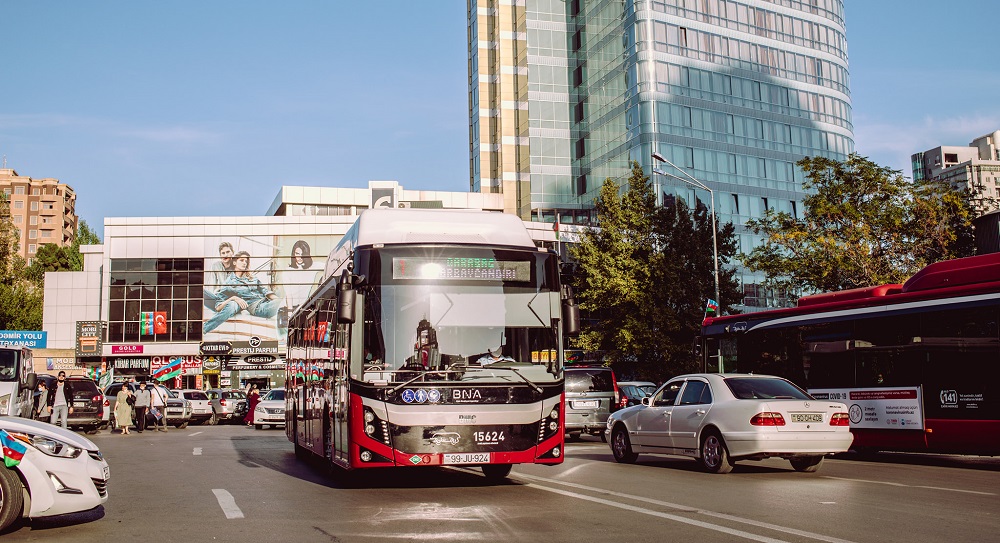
286 210 577 481
698 253 1000 454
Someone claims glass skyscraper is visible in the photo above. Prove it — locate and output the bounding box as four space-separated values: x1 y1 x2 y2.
468 0 854 307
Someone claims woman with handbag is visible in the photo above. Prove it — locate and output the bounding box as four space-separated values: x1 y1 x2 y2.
115 387 135 435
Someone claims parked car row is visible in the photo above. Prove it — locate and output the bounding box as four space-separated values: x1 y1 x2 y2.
29 376 257 433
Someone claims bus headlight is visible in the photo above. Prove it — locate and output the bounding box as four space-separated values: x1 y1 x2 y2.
548 421 558 431
0 394 9 416
549 408 558 420
364 411 375 423
365 424 376 436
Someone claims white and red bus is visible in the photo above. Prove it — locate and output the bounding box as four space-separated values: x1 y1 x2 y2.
698 253 1000 455
286 209 577 480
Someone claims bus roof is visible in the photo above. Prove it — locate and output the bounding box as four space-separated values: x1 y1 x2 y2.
353 209 537 249
703 253 1000 328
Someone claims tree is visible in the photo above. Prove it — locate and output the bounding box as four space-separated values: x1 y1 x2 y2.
570 161 740 381
0 195 40 329
25 219 102 285
743 154 980 294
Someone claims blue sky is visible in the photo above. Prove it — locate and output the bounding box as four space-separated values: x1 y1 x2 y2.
1 1 998 237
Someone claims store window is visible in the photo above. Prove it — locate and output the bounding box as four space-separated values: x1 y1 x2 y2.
107 258 205 343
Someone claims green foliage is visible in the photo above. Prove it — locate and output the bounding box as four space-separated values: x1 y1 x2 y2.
0 210 102 330
570 161 741 382
743 154 980 294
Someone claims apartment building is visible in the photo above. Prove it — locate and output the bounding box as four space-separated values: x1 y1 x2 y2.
0 168 78 263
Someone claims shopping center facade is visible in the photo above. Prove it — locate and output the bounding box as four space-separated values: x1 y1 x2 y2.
33 181 566 389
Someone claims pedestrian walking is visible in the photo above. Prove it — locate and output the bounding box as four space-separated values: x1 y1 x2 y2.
133 382 152 433
33 381 47 420
115 387 134 435
150 383 168 432
47 371 74 428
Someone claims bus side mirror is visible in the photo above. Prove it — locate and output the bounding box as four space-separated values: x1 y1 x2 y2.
562 285 580 337
24 372 36 391
336 270 356 324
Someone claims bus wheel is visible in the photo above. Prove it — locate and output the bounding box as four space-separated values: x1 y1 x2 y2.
0 462 24 532
482 464 512 482
699 431 734 474
611 426 637 464
789 455 825 473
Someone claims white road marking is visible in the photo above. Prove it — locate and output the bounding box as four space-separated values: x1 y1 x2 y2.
212 489 245 519
526 483 792 543
823 476 996 496
516 472 859 543
189 431 203 436
193 448 203 455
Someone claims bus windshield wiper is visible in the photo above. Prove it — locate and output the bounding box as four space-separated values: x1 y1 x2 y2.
481 366 542 393
389 370 452 394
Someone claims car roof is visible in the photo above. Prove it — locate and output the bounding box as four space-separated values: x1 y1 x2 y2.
618 381 656 386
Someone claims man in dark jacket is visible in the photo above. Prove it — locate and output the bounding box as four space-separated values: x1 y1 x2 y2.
47 371 74 428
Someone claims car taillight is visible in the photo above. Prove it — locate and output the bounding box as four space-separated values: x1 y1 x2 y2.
750 412 786 426
220 399 227 406
93 395 103 404
830 412 850 426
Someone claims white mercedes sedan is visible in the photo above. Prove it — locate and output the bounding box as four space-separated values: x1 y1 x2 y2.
606 373 853 473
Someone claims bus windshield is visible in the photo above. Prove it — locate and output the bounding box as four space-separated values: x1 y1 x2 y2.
359 247 561 384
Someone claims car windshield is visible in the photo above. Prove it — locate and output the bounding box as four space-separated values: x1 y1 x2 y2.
725 377 812 400
565 369 614 393
263 389 285 401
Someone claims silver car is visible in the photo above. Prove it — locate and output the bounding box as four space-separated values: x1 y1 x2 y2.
174 389 214 425
607 373 854 474
206 389 247 424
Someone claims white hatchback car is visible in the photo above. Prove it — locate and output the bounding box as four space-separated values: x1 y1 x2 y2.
252 389 286 429
0 416 110 531
606 373 853 473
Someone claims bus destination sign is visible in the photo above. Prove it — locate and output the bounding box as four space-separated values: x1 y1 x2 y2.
392 257 530 282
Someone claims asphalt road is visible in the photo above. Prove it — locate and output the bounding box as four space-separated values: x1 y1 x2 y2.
4 425 998 542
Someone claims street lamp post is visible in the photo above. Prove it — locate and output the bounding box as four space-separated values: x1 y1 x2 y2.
652 152 720 311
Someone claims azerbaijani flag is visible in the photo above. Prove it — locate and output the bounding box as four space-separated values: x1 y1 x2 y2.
1 429 27 468
153 357 183 381
705 298 719 315
140 312 155 335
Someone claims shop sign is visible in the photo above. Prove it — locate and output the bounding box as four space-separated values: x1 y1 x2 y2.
150 355 202 376
0 330 47 348
231 337 278 355
111 357 151 371
243 354 275 365
112 345 143 354
75 321 104 357
202 356 225 375
200 341 233 355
